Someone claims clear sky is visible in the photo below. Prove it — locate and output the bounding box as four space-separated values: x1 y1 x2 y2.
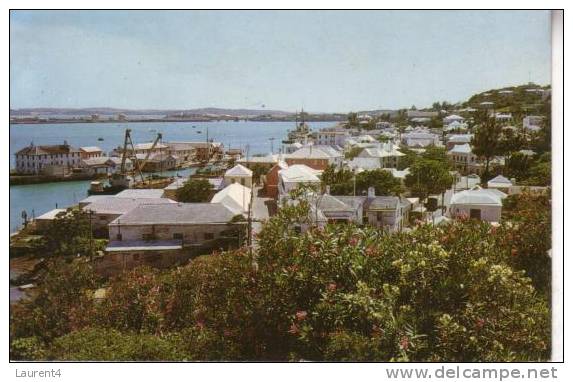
10 10 552 112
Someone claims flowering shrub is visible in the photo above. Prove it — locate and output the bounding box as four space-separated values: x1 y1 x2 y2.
10 192 551 361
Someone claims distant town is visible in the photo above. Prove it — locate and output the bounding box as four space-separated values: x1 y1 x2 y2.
10 81 553 361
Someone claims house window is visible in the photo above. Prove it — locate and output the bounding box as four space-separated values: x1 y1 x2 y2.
116 233 122 241
469 208 481 220
204 232 215 240
142 233 154 241
173 233 183 240
240 178 245 186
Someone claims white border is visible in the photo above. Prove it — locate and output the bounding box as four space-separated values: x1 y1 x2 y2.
1 3 568 381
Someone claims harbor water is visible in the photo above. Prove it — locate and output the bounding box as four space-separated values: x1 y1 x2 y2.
10 121 332 232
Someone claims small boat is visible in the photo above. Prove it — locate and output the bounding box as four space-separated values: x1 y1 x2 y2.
192 125 196 128
97 137 104 141
197 131 202 134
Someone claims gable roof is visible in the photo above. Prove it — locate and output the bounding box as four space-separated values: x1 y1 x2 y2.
450 187 506 206
16 144 80 156
225 164 253 177
115 189 166 199
488 175 513 186
211 183 252 214
109 203 236 225
84 197 174 215
279 164 321 183
449 143 473 154
287 145 343 159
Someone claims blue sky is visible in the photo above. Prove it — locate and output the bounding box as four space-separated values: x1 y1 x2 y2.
10 10 551 112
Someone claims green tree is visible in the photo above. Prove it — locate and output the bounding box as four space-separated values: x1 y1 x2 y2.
405 158 453 210
346 112 359 129
471 111 503 181
42 208 102 257
356 169 403 196
176 178 212 202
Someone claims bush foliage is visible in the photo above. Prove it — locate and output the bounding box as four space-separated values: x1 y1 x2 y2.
10 192 551 361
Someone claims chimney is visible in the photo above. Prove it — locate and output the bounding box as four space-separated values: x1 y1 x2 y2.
368 186 376 198
325 185 330 195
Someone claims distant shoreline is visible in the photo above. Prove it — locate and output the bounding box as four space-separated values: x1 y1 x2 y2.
10 118 343 125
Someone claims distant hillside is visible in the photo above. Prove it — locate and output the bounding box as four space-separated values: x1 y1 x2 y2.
9 107 292 118
463 83 551 112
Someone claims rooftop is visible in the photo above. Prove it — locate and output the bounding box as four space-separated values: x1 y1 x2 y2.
84 197 174 215
115 189 166 199
449 143 473 154
279 164 321 183
287 145 343 160
80 146 103 152
211 183 252 215
109 203 237 225
225 164 253 177
36 208 67 220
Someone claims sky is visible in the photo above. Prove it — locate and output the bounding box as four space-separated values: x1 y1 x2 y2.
10 10 552 112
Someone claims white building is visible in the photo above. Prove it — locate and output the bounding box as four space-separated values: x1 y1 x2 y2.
487 175 513 191
448 186 507 223
211 183 252 215
278 164 322 199
443 115 465 125
448 143 480 174
15 142 82 175
355 142 404 168
400 129 441 148
107 203 239 246
523 116 544 132
315 128 349 147
224 164 253 188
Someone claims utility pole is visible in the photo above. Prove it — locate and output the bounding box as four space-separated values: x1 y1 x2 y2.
269 137 275 154
89 210 94 261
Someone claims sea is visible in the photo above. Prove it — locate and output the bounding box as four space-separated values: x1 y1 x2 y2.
9 121 332 232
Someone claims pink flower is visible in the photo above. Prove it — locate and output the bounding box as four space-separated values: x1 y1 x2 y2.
327 283 337 292
476 318 485 329
399 336 409 350
365 245 376 256
511 248 518 257
288 323 299 335
196 320 205 330
349 236 360 246
296 310 308 321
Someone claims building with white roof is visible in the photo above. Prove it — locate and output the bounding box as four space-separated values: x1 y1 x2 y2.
314 127 350 147
224 164 253 188
446 134 473 150
448 143 480 174
285 145 343 170
211 183 252 215
82 196 175 230
34 208 67 232
443 114 465 125
79 146 103 159
400 129 441 148
108 202 239 244
355 142 404 168
443 120 469 132
487 175 513 191
448 186 507 222
523 116 544 132
278 164 322 199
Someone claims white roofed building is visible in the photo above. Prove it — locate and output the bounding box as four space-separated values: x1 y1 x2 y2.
448 143 480 174
211 183 252 215
278 164 322 200
487 175 513 191
224 164 253 188
448 186 507 223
